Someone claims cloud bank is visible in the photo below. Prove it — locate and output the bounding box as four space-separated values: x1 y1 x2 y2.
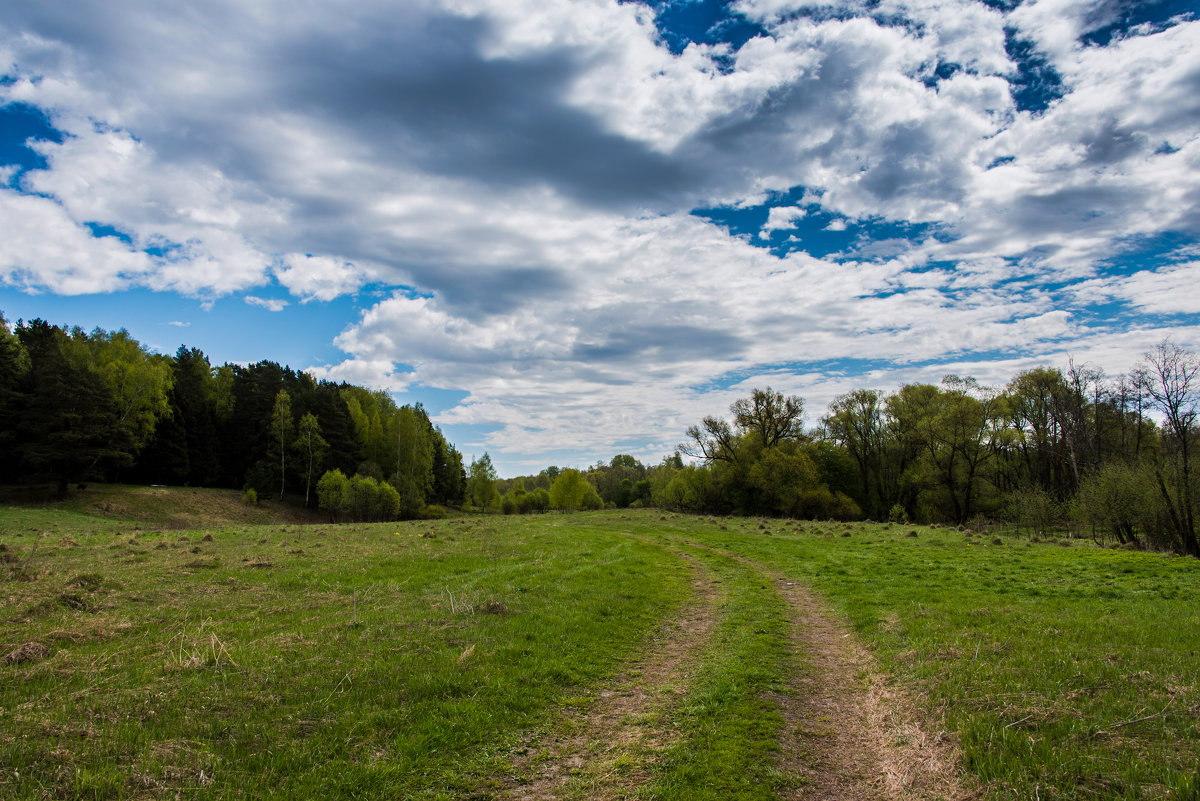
1 0 1197 471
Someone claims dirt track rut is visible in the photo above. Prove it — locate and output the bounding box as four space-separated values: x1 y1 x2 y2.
506 551 722 800
503 537 973 800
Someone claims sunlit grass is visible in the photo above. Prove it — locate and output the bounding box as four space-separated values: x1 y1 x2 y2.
1 512 690 799
4 497 1200 800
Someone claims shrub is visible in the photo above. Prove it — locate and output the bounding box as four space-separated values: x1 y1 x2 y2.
549 469 603 512
316 469 350 521
241 488 258 507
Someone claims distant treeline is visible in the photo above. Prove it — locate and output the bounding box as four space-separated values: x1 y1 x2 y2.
494 345 1199 557
0 312 466 516
3 311 1197 555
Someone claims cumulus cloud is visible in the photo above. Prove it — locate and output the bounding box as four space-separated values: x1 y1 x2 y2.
0 0 1197 468
761 205 807 236
0 189 154 293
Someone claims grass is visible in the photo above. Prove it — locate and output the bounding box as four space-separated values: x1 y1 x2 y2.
0 484 322 530
1 509 691 799
4 491 1200 799
640 516 1200 801
647 545 791 800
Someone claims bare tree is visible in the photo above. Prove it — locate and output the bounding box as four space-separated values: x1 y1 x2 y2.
681 415 739 464
1140 340 1199 556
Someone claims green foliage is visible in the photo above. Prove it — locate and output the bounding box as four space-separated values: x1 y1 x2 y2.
1072 461 1167 547
548 468 602 512
421 504 448 519
466 453 500 512
678 389 863 520
1005 484 1062 537
13 319 132 491
71 327 174 455
746 442 821 516
317 469 351 521
314 469 409 523
661 466 718 513
296 412 329 507
241 487 258 506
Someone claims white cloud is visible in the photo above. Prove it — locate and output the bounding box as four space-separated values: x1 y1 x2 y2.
0 189 153 294
305 358 413 394
244 295 288 312
274 254 369 302
0 0 1197 468
1070 261 1200 316
760 205 807 237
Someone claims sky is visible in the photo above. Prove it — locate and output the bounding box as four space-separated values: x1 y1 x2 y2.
1 0 1198 477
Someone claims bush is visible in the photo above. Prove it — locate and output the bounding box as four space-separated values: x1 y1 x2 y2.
316 469 350 521
377 481 402 521
241 487 258 506
549 469 603 512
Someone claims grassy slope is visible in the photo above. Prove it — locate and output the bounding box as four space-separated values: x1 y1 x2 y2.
3 491 1199 800
0 484 323 530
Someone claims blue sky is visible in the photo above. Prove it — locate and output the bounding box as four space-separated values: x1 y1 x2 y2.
2 0 1198 476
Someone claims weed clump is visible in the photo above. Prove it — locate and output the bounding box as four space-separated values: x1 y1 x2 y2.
3 641 50 665
68 573 104 591
57 592 96 612
475 600 510 615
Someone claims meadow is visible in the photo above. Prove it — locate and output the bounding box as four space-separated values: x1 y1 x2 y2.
2 489 1199 799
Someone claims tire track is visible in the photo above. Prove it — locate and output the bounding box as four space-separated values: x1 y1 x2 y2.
504 548 722 801
659 536 975 801
772 576 974 801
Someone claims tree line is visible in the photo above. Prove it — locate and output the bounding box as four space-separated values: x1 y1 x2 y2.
477 343 1199 557
0 313 466 517
4 311 1196 554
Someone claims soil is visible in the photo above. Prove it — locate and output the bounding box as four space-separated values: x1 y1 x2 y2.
503 542 975 800
772 576 975 800
506 553 722 800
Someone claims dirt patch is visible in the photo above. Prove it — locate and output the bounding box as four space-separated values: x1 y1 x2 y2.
3 641 50 665
773 578 975 801
506 553 721 800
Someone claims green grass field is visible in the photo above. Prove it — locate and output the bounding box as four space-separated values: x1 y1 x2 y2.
3 490 1199 799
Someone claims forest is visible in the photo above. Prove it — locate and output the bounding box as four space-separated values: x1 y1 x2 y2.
0 313 466 518
1 311 1197 556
